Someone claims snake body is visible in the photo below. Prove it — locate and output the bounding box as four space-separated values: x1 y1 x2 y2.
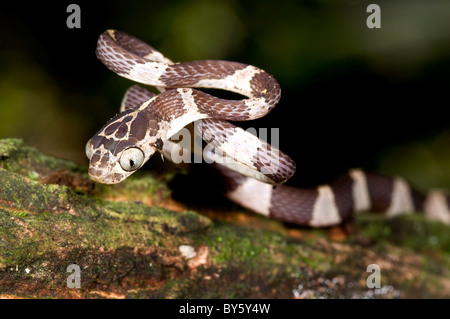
86 30 450 227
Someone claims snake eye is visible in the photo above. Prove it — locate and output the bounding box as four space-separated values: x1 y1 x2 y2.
119 147 145 171
85 139 92 159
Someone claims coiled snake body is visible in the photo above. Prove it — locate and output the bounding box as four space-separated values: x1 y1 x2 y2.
86 30 450 227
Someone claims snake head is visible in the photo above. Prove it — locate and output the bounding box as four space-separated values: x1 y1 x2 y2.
85 109 158 184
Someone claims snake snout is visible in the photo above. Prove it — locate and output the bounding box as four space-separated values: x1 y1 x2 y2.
88 165 125 185
87 151 123 184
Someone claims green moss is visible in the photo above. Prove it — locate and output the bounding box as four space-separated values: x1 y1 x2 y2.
95 169 176 205
0 138 79 175
357 213 450 253
0 138 24 156
205 224 263 264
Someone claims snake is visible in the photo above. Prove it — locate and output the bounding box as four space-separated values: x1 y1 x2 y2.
86 30 450 227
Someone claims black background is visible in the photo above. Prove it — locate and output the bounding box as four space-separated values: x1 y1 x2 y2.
0 0 449 188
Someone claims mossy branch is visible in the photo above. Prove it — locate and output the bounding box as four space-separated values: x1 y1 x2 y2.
0 138 449 298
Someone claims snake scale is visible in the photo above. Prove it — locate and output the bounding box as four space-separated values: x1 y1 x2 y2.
86 30 450 227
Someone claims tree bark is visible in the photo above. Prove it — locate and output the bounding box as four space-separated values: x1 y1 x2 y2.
0 138 449 298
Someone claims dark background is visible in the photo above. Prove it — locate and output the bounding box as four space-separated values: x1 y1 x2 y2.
1 0 450 190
